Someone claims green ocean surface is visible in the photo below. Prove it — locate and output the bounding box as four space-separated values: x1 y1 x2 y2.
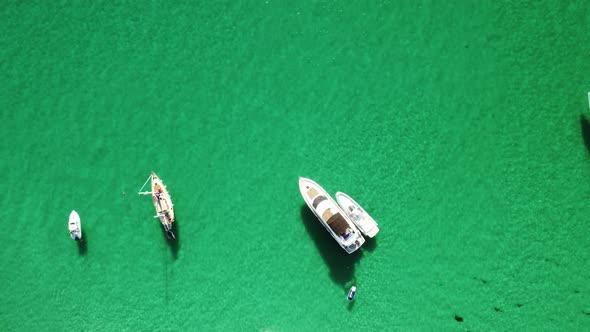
1 1 589 330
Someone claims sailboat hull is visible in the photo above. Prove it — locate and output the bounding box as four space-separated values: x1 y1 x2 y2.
150 172 176 237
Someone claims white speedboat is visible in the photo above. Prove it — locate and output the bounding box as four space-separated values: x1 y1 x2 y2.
336 192 379 238
139 172 176 240
299 177 365 254
68 210 82 241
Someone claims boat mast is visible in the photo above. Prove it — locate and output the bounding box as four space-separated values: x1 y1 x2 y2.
137 174 152 195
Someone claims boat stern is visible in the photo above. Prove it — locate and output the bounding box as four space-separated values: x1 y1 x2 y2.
342 233 365 254
363 224 380 238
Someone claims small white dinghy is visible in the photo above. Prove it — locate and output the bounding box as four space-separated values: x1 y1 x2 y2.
68 210 82 241
335 192 379 238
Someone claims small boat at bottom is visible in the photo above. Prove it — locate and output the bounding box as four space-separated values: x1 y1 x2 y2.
347 286 357 301
69 210 82 241
139 172 176 240
299 177 365 254
336 192 379 238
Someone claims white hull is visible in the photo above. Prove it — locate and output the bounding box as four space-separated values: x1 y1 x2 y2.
336 192 379 238
68 210 82 241
299 178 364 254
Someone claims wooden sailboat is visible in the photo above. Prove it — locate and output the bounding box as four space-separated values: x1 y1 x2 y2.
138 172 176 240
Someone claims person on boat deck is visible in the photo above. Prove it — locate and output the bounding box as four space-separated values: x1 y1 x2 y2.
348 206 362 221
342 229 352 239
154 183 163 198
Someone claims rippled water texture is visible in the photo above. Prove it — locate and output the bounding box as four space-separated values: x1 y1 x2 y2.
1 1 589 330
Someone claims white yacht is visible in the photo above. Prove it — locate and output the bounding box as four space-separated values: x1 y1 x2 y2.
68 210 82 241
336 192 379 238
299 177 365 254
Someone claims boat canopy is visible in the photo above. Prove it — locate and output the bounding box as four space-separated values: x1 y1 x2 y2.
312 195 327 208
322 209 350 236
307 187 319 199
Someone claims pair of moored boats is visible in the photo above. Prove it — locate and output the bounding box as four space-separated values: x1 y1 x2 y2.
299 177 379 254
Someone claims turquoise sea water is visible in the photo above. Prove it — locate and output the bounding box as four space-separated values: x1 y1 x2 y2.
1 1 590 330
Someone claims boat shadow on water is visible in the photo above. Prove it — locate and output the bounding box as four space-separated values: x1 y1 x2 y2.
363 236 378 252
161 221 180 260
300 205 363 287
347 300 356 311
77 231 87 256
580 115 590 154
